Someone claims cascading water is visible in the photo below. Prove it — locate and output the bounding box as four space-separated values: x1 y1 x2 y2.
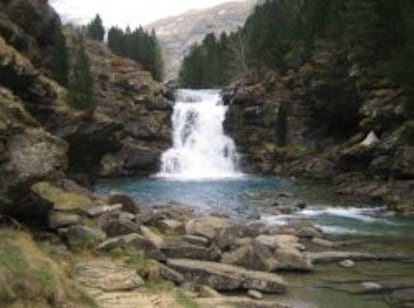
157 89 242 180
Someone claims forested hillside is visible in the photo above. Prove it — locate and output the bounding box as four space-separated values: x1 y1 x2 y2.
180 0 414 100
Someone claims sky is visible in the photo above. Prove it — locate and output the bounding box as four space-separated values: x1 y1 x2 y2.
50 0 245 28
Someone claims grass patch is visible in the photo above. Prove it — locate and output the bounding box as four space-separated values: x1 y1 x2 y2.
175 289 200 308
31 181 94 210
0 228 96 307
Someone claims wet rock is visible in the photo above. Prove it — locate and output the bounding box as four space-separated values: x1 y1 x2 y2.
102 218 141 237
361 282 382 292
167 259 286 293
248 289 264 300
66 225 107 248
391 288 414 306
107 193 139 214
338 259 355 269
98 233 166 261
310 251 409 264
312 237 339 248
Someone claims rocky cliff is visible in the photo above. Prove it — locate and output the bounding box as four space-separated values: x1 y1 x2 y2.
0 0 171 220
147 0 256 80
225 48 414 217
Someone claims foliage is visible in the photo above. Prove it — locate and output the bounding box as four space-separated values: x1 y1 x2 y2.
47 28 69 86
86 14 105 41
107 26 164 81
180 0 414 92
68 42 96 111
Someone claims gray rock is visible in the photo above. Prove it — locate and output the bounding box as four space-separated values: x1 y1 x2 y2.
98 233 166 261
221 240 277 272
248 289 263 300
167 259 286 293
182 234 210 246
185 217 234 240
73 260 144 291
84 204 122 218
159 264 186 285
216 223 257 251
196 297 287 308
107 193 139 214
48 212 81 230
102 218 141 237
162 241 221 261
67 225 107 247
157 219 184 233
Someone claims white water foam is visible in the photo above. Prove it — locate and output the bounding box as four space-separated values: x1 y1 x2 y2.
156 89 243 180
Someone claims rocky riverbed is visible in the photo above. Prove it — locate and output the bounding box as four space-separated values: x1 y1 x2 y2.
14 179 412 308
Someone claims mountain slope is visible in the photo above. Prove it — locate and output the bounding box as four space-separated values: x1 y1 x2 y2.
146 0 256 81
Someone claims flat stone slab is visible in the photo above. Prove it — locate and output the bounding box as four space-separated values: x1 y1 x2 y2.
196 296 289 308
73 259 144 292
167 258 286 293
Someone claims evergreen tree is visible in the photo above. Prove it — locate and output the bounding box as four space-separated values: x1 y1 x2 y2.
48 29 69 86
86 14 105 41
106 26 164 81
68 43 95 111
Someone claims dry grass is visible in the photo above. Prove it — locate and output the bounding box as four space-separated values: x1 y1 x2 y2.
0 228 96 307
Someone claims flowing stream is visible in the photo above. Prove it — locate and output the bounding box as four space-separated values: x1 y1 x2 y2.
157 89 242 180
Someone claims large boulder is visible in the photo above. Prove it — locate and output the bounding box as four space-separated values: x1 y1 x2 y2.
185 217 237 241
162 239 221 261
167 259 286 293
98 233 166 261
221 240 277 272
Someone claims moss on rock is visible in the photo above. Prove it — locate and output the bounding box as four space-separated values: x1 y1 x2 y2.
31 181 94 211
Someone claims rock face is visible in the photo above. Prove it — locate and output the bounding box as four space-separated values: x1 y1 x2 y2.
224 48 414 215
147 0 256 80
0 0 172 220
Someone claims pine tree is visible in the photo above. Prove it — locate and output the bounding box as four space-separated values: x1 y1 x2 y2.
86 14 105 41
48 29 69 86
68 43 95 111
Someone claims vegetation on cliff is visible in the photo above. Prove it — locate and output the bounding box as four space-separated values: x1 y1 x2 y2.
68 42 95 111
107 26 164 81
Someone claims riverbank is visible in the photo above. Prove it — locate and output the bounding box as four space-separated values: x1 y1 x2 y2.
4 179 412 307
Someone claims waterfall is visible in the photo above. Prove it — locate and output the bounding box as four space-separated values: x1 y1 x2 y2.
157 89 242 180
